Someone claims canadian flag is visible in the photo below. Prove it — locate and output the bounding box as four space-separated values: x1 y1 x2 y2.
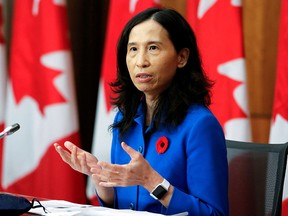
0 0 7 181
0 0 86 203
186 0 251 141
269 0 288 213
86 0 160 204
0 0 6 130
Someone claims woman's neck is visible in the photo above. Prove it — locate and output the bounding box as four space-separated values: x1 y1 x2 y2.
145 95 158 126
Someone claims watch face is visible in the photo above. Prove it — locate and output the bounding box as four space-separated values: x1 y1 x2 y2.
152 185 167 199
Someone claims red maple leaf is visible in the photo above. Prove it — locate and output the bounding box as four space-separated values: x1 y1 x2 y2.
187 1 247 127
10 0 69 114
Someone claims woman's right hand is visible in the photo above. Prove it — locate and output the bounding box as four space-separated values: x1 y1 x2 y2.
54 141 115 206
54 141 98 176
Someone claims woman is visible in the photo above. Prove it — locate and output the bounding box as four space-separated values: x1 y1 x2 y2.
54 7 229 215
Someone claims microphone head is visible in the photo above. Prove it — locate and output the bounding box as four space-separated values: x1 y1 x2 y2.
7 123 20 135
0 123 21 139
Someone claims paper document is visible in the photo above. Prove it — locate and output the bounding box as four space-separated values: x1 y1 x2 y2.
28 200 188 216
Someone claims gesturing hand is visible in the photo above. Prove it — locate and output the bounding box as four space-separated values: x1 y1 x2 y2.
54 141 99 176
55 141 115 205
91 142 162 192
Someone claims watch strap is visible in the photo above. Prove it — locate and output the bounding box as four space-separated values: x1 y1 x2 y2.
160 178 170 191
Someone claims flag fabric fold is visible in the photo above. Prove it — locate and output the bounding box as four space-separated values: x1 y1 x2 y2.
87 0 160 205
0 0 86 203
0 0 7 186
0 1 6 131
186 0 251 141
269 0 288 213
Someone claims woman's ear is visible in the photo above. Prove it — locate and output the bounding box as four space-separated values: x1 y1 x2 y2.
177 48 190 68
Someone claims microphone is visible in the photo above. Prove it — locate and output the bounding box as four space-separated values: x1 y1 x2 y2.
0 123 20 139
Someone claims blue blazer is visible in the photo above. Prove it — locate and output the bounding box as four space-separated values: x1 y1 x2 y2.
101 103 229 215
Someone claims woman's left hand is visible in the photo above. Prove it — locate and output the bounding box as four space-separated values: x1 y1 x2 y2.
91 142 162 192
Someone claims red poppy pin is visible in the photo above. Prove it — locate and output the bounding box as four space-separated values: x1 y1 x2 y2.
156 136 169 154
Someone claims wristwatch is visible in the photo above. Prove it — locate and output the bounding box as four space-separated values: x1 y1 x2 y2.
150 178 170 200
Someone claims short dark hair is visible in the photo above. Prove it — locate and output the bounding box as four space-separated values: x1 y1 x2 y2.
110 7 213 137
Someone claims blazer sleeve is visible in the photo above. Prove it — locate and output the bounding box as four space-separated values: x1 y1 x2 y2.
164 113 229 216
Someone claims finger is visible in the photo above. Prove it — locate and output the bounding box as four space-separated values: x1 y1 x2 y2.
64 141 77 152
91 173 117 187
54 143 72 164
99 181 117 187
97 173 131 187
95 173 122 187
70 145 78 165
54 143 68 157
54 143 61 153
93 165 121 182
85 153 99 166
90 166 102 174
97 161 122 173
121 142 140 160
78 153 92 175
79 152 87 168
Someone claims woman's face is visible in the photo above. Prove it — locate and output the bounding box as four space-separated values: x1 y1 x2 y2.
126 19 185 99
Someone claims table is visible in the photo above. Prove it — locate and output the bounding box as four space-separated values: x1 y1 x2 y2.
1 193 188 216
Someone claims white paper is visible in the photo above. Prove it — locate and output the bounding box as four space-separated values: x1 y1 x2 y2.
28 200 188 216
